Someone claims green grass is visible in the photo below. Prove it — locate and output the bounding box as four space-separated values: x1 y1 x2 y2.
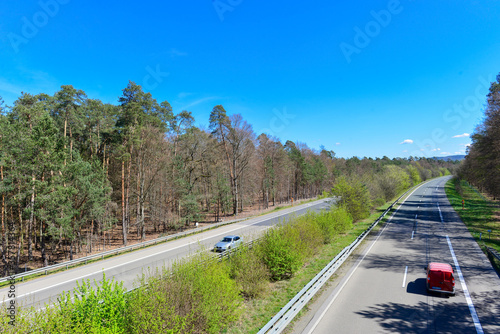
225 195 398 334
0 188 412 333
445 178 500 269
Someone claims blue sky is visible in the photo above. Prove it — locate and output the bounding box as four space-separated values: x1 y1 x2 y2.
1 0 499 158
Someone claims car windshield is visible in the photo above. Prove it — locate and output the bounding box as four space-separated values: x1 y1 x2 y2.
222 237 232 242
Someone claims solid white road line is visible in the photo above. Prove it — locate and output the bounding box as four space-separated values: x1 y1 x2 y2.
2 200 325 304
304 183 426 334
402 266 408 287
437 196 483 333
446 236 484 334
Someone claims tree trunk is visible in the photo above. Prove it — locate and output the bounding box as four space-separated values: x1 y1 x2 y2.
137 165 140 238
126 147 132 240
234 176 239 216
140 161 145 240
28 177 35 261
121 160 127 246
90 219 93 253
41 225 48 267
69 239 73 261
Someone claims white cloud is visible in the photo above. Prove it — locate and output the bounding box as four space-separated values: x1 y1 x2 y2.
431 148 441 152
452 133 470 138
402 150 408 153
400 139 413 144
440 152 451 155
178 96 219 110
177 92 193 99
0 79 23 95
168 48 188 58
335 142 341 146
0 69 59 104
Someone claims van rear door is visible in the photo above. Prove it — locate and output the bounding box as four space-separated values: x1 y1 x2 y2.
429 269 444 290
443 271 454 292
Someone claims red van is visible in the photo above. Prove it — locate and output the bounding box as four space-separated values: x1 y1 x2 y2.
426 262 455 296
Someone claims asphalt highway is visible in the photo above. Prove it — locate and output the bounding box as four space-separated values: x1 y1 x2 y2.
0 198 333 310
296 177 500 334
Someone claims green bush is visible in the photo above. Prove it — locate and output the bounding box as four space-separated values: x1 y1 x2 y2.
125 272 188 334
314 211 336 244
0 303 70 334
406 165 421 186
229 246 270 299
373 197 385 207
292 213 324 257
0 274 126 334
259 227 303 281
330 177 372 222
127 252 242 334
56 273 127 333
329 206 353 234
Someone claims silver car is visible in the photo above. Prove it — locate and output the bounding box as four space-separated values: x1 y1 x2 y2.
213 235 242 252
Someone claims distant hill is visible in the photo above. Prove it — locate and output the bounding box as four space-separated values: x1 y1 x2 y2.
432 155 465 161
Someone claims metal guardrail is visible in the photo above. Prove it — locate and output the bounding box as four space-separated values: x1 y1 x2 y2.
0 216 251 284
124 237 260 295
486 247 500 262
257 186 416 334
18 238 261 334
1 198 327 284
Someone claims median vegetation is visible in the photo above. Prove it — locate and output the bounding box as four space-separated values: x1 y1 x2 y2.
1 170 444 333
0 206 354 333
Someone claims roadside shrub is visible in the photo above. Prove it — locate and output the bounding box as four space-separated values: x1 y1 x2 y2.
406 165 421 186
56 273 127 334
377 166 410 201
314 211 336 244
0 303 70 334
329 205 353 234
127 252 242 334
259 227 302 281
292 213 324 257
373 197 385 207
229 246 270 299
330 177 372 222
126 273 189 334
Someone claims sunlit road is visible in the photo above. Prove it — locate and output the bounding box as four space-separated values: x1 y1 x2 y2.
297 177 500 334
0 198 333 310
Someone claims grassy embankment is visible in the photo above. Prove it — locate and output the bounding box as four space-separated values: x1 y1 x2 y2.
445 178 500 270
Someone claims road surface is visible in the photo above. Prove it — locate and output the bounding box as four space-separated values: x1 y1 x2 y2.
294 177 500 334
0 198 333 310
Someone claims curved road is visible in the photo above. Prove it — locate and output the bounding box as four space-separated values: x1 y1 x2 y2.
295 177 500 334
1 198 333 310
